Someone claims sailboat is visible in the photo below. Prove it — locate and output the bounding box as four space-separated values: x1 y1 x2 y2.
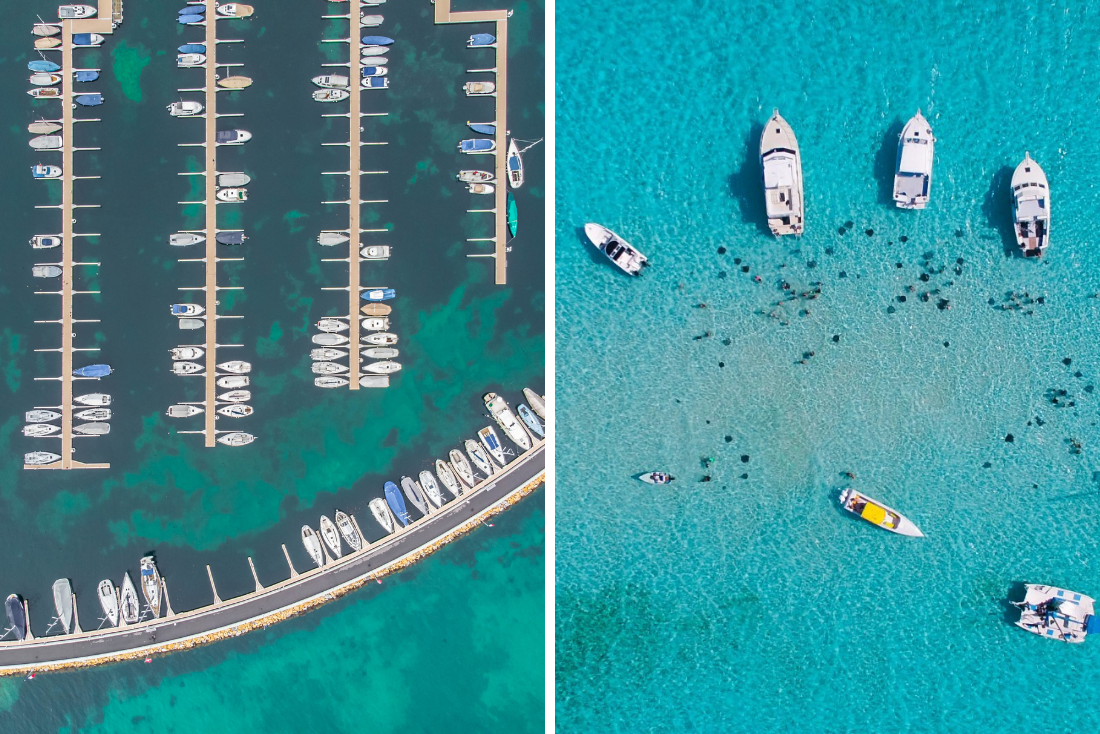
52 578 74 634
419 471 444 508
507 139 524 188
140 556 161 618
335 511 362 551
465 439 495 477
385 481 410 526
371 497 396 533
301 526 324 568
522 388 545 419
319 515 343 559
478 426 507 466
5 595 26 641
435 460 462 497
401 476 429 516
98 579 119 627
518 404 544 438
449 449 476 487
120 573 140 624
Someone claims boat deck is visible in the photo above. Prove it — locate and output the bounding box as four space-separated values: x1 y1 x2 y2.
23 1 119 471
434 0 509 285
0 440 543 674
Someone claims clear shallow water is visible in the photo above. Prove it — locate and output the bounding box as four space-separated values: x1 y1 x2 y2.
556 1 1100 731
0 0 543 728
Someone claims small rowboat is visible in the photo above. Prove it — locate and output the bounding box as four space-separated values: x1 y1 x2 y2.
35 37 62 50
838 488 924 537
360 303 391 316
217 76 252 89
33 24 61 37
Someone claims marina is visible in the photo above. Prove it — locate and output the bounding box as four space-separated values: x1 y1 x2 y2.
170 0 254 445
0 390 544 674
23 0 121 471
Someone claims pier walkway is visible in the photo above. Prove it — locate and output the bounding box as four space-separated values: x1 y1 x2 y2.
0 440 544 675
434 0 510 285
24 0 119 471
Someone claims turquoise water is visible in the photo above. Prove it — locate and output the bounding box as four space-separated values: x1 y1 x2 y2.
556 1 1100 730
0 0 544 729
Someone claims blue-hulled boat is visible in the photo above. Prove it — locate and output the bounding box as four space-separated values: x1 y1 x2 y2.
178 5 200 12
29 60 61 72
178 43 206 53
362 76 388 89
74 70 99 82
468 121 496 135
72 33 104 46
5 595 26 641
75 93 103 106
360 66 387 77
460 138 496 153
361 35 394 45
215 231 247 245
468 33 495 47
361 288 396 302
507 193 518 238
384 481 409 526
179 14 204 24
74 364 112 378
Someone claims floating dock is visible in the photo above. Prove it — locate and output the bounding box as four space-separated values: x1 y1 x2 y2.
24 0 120 471
435 0 510 285
0 438 544 674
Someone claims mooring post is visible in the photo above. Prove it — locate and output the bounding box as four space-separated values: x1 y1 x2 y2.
206 565 222 605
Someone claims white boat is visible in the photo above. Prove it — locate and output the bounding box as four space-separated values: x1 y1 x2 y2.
170 346 203 360
26 410 61 423
172 361 203 375
760 109 805 236
478 425 507 466
59 4 96 18
893 110 935 209
169 232 205 246
361 245 390 259
168 100 204 116
584 223 648 275
319 515 343 559
484 392 531 450
464 81 495 96
449 449 476 487
522 388 545 419
218 390 251 403
507 139 524 188
218 173 250 187
360 13 384 26
369 497 394 534
216 375 249 389
97 580 119 627
170 303 204 316
401 476 429 516
458 170 494 183
361 77 389 89
335 511 362 551
217 404 253 418
358 375 390 388
32 164 62 179
140 556 161 618
32 265 62 279
217 360 251 374
313 333 350 346
1013 584 1096 643
316 318 349 333
361 45 389 56
311 348 347 360
74 422 110 435
24 424 60 437
361 317 389 331
638 471 674 485
24 451 60 465
53 578 74 634
419 470 444 508
75 407 111 421
360 56 388 66
178 318 204 331
435 460 462 497
301 526 324 568
312 75 349 89
361 347 398 359
465 439 494 477
312 89 349 102
363 360 401 374
518 404 544 438
312 361 349 375
361 303 392 316
315 376 349 388
838 488 923 537
166 404 203 417
362 332 398 345
120 573 139 624
361 65 388 77
31 235 62 249
216 188 247 202
469 183 494 195
1012 152 1050 257
317 231 349 246
75 393 110 406
178 53 206 67
29 73 62 86
32 24 61 37
217 432 255 446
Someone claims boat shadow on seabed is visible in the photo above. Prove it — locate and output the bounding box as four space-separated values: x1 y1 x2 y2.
726 122 772 238
1001 581 1029 626
982 165 1020 258
873 118 906 207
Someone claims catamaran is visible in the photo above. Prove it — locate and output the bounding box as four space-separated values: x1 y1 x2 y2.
893 110 935 209
759 109 804 236
319 515 343 559
1012 584 1097 643
1011 152 1050 257
301 526 324 568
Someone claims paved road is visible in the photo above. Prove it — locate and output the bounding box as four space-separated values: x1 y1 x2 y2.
0 444 544 671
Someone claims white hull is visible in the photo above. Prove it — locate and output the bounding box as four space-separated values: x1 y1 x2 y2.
419 471 444 507
449 450 476 487
98 580 119 627
320 515 343 558
302 526 324 568
893 111 934 209
335 511 362 551
369 498 394 534
436 460 462 497
759 109 804 236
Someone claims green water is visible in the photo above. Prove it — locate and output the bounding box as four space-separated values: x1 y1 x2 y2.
0 0 544 728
